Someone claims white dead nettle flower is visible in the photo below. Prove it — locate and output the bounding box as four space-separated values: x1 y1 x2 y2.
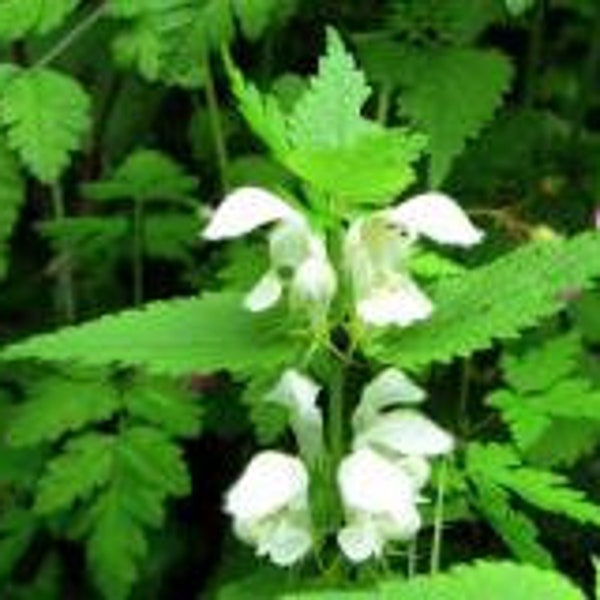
353 368 455 460
203 187 336 320
224 450 313 567
336 369 455 562
337 447 422 563
265 369 324 464
345 192 483 327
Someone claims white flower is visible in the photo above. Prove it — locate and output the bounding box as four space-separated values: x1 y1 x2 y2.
337 448 422 562
224 450 313 566
265 370 324 464
352 368 455 459
203 187 336 320
345 191 483 328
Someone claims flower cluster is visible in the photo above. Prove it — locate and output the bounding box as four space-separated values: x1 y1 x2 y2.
203 186 482 328
204 185 480 566
223 367 454 566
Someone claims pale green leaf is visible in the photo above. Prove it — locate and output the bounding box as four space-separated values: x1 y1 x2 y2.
0 68 91 182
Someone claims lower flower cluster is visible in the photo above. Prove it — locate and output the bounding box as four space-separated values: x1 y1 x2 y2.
223 369 454 566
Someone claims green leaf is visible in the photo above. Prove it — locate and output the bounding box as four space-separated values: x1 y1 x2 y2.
226 57 291 157
124 377 202 438
0 0 79 41
233 0 297 40
35 433 114 514
86 426 189 600
285 127 425 204
83 149 196 203
286 562 584 599
2 293 300 377
371 234 600 370
468 443 600 527
7 374 120 447
506 0 536 16
0 138 24 279
0 68 91 182
399 47 513 186
143 213 198 266
470 476 554 567
378 561 584 600
288 28 372 151
0 509 37 582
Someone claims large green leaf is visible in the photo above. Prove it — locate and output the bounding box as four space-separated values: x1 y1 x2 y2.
2 293 301 376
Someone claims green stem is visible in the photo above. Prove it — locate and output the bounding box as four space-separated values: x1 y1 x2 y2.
376 82 392 125
204 56 229 194
523 0 545 109
50 183 76 322
35 3 106 68
430 458 448 574
457 358 472 435
132 198 144 306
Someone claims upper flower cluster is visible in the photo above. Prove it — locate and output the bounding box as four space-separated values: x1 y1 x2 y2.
223 368 454 566
203 186 483 328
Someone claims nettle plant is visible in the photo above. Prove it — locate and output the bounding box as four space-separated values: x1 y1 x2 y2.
2 6 600 599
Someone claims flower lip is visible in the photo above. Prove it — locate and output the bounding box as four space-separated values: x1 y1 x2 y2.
354 410 455 457
388 191 484 247
202 187 301 240
224 451 309 523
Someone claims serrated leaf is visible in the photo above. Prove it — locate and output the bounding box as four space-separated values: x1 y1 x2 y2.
86 426 189 600
0 0 79 41
468 443 600 527
84 149 196 203
370 234 600 370
399 47 513 186
286 128 425 204
35 433 114 514
125 377 201 437
288 29 372 150
0 138 24 279
2 293 301 376
7 374 120 447
143 213 198 265
0 68 91 182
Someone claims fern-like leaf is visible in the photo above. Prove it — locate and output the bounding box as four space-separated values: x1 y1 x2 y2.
35 433 114 514
0 68 91 182
468 443 600 527
370 233 600 370
7 373 119 447
399 47 513 186
2 293 301 376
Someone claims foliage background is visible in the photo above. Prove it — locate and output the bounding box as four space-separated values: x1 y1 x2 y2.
1 0 600 598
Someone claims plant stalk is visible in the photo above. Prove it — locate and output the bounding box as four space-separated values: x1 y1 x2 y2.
50 183 76 322
430 458 448 574
204 56 229 194
35 3 106 69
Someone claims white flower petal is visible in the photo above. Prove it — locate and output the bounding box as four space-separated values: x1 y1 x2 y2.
224 451 309 523
290 255 337 317
244 271 283 312
396 455 432 492
354 369 425 433
266 370 324 463
269 220 313 270
338 448 418 515
203 187 300 240
356 411 455 457
390 192 483 247
357 278 433 327
258 519 313 567
338 521 382 563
